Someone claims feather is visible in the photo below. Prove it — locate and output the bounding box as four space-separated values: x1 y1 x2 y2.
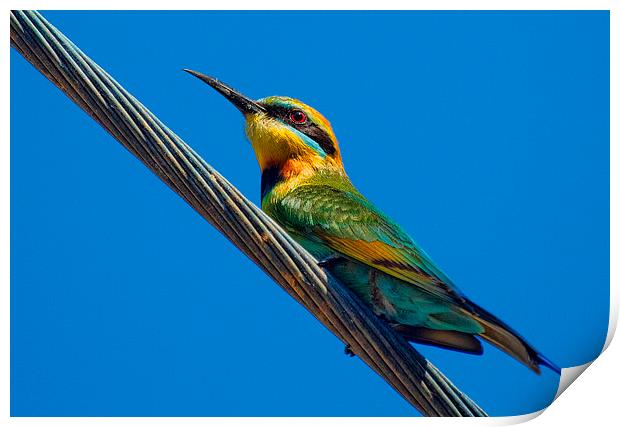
262 170 558 374
392 325 483 355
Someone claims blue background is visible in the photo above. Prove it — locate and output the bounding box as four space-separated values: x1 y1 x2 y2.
11 11 609 416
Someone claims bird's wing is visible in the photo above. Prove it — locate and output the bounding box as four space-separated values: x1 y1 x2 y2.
269 185 465 304
269 184 562 374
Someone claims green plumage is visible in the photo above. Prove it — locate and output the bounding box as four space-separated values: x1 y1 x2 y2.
259 160 558 372
262 170 483 335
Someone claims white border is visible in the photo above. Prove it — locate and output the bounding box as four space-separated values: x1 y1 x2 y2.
4 1 616 425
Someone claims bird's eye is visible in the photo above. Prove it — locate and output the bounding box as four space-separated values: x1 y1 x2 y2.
289 110 307 124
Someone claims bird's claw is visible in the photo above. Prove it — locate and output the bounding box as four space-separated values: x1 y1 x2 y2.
377 313 390 322
318 255 345 268
344 344 356 357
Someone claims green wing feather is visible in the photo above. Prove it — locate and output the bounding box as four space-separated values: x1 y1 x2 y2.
264 183 466 305
264 182 561 374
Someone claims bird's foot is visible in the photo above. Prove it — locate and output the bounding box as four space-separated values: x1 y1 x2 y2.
377 313 390 322
318 255 346 269
344 344 356 357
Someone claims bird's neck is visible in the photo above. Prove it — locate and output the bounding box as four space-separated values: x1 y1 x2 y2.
260 158 347 202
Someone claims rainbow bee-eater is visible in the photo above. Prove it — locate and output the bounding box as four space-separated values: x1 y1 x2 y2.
185 70 559 375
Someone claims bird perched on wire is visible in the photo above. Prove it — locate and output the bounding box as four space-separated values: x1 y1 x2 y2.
185 69 560 375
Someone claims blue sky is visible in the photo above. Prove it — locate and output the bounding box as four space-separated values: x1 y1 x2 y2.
11 11 609 416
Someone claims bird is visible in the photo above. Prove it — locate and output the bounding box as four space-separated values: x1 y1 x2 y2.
184 69 560 375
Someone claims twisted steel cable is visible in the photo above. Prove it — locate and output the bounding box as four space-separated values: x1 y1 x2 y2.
10 9 487 417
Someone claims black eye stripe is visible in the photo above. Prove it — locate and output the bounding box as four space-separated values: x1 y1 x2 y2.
301 125 336 156
263 104 336 156
263 104 293 121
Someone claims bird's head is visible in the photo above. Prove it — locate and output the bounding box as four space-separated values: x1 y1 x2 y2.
185 70 344 179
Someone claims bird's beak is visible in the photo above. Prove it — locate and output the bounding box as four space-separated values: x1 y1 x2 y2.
184 69 266 115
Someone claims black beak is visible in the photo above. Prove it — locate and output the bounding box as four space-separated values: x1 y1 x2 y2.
184 69 266 115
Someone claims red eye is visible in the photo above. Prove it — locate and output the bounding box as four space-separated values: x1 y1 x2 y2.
290 110 307 124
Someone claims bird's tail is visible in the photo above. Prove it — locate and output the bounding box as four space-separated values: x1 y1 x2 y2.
462 299 561 375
